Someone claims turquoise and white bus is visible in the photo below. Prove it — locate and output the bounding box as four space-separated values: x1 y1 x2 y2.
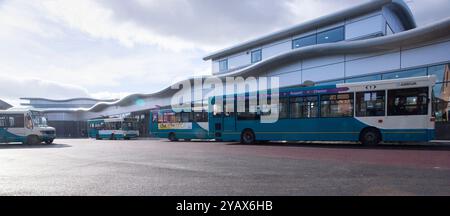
208 76 436 145
88 117 139 140
149 106 210 141
0 110 56 144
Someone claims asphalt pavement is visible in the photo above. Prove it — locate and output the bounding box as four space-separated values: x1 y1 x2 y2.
0 139 449 195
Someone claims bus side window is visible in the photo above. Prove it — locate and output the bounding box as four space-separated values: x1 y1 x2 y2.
0 115 6 127
181 112 190 122
320 93 354 117
356 91 385 117
387 87 428 116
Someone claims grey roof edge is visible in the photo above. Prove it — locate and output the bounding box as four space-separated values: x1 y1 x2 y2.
20 97 118 103
55 17 450 113
202 0 415 61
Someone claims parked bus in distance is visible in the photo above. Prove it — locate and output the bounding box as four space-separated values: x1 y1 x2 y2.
0 110 56 144
88 117 139 140
149 103 210 141
208 76 436 145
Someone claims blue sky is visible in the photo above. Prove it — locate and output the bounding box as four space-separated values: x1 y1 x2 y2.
0 0 449 106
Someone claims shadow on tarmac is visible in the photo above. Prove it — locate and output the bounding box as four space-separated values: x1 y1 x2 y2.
225 141 450 151
0 143 71 149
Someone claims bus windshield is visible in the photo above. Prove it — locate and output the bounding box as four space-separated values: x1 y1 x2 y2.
31 111 48 127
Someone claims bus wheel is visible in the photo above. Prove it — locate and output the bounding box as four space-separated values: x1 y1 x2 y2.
241 129 256 144
168 133 178 142
45 139 54 144
360 128 381 146
26 135 40 145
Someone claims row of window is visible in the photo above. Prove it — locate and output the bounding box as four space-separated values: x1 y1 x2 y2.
226 87 429 120
218 26 346 73
0 114 25 128
89 121 138 130
154 111 208 123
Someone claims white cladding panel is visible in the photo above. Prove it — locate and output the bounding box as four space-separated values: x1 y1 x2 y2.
262 40 291 59
276 70 302 87
302 55 344 70
345 51 400 77
228 53 250 70
345 14 384 40
302 63 345 82
265 61 302 76
401 40 450 68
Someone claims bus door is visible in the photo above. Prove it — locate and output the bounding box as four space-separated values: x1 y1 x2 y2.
223 96 237 132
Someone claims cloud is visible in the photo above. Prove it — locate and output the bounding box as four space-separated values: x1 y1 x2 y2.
0 75 91 106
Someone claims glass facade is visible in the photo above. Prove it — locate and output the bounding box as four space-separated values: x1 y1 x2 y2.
251 49 262 63
317 27 345 44
382 67 427 80
292 35 317 49
431 64 450 122
345 74 382 83
219 59 228 72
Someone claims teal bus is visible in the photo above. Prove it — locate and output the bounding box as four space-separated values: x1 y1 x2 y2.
149 106 210 141
88 117 139 140
0 110 56 144
208 76 436 145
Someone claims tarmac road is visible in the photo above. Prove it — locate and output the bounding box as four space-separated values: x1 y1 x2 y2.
0 139 449 195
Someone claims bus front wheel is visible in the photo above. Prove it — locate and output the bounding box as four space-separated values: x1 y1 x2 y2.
25 135 40 145
241 129 256 144
45 139 54 144
360 128 381 146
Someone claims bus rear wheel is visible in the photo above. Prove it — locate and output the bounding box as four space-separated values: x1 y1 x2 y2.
168 133 178 142
241 129 256 144
360 128 381 146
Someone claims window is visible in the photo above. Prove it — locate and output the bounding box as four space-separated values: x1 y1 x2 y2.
290 96 318 118
320 93 354 117
346 75 382 83
356 91 385 117
0 114 24 128
237 99 260 120
279 97 289 119
388 87 428 116
432 82 450 122
428 64 449 83
193 112 208 122
181 112 190 122
292 34 316 49
382 68 427 80
251 49 262 63
317 26 344 44
0 115 6 127
219 59 228 72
